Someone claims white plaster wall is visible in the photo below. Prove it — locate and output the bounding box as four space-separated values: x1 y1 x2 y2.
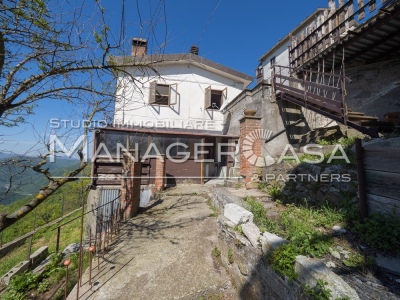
114 63 245 132
261 45 290 84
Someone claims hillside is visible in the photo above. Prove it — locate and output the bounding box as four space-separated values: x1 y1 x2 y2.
0 154 80 205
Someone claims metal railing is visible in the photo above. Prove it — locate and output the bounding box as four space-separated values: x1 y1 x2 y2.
273 64 349 123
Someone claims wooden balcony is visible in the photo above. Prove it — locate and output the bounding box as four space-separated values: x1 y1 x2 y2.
289 0 400 71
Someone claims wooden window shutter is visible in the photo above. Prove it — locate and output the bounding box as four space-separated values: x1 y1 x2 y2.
204 86 211 109
148 80 157 104
170 83 178 105
221 87 227 107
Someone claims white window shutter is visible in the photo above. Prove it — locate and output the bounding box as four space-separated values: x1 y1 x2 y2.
148 80 157 104
204 86 211 109
170 83 178 105
221 87 227 107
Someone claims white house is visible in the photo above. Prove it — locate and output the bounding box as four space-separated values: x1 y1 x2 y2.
257 8 326 84
113 40 252 133
93 39 252 186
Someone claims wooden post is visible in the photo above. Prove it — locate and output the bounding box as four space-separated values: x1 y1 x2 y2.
26 235 33 261
355 139 369 219
56 227 61 253
369 0 376 12
200 138 205 185
358 0 365 20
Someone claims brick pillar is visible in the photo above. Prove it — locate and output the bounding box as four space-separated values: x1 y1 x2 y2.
154 155 166 191
240 116 262 180
121 150 141 219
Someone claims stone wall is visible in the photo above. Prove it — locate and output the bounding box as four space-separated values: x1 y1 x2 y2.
345 59 400 120
223 81 340 162
212 187 361 300
212 188 306 299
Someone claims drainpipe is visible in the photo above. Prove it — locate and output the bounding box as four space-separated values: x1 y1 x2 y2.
355 138 368 219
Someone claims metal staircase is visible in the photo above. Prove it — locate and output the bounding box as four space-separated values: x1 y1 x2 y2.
272 65 386 138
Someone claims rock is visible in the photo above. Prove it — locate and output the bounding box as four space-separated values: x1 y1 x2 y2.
320 184 330 194
332 225 347 234
330 249 341 260
340 250 350 259
295 255 360 299
241 222 262 249
326 261 336 268
223 203 253 225
266 211 280 221
33 254 53 275
245 181 253 190
375 254 400 276
0 261 30 285
325 188 342 206
62 243 80 256
30 246 49 269
323 165 343 175
261 232 287 254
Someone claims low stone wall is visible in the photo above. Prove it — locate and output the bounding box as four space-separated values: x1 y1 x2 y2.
0 246 48 287
212 187 360 300
217 215 305 299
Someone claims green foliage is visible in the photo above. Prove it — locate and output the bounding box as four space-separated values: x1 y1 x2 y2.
281 206 333 258
267 183 283 200
244 196 281 234
227 249 234 264
268 243 298 280
212 246 221 258
209 203 218 218
199 294 224 300
343 252 373 269
353 213 400 255
0 209 82 277
303 279 332 300
257 181 267 190
4 271 40 298
37 279 50 293
233 224 243 235
2 290 26 300
0 175 89 245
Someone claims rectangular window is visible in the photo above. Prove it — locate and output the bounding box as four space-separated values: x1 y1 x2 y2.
149 81 178 106
270 56 276 68
204 86 227 110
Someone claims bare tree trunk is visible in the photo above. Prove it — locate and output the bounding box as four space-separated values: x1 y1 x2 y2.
0 160 86 232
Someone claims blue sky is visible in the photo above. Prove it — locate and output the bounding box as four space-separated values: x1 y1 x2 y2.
1 0 329 155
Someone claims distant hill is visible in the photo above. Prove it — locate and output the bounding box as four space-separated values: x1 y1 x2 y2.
0 154 80 205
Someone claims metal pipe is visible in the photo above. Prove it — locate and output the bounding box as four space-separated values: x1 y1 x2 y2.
63 259 71 299
56 227 61 254
355 138 369 219
89 246 95 285
77 191 85 294
26 235 33 261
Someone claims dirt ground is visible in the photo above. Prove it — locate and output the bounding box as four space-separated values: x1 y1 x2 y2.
67 185 239 300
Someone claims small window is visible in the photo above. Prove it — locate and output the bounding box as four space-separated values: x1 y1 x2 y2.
149 81 177 106
256 66 263 79
204 86 227 110
270 56 276 68
155 84 170 105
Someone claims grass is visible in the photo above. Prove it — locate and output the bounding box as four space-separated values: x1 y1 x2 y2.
2 250 90 300
227 249 234 264
0 178 89 245
353 213 400 255
0 210 83 277
245 194 351 279
243 196 282 234
212 246 221 258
